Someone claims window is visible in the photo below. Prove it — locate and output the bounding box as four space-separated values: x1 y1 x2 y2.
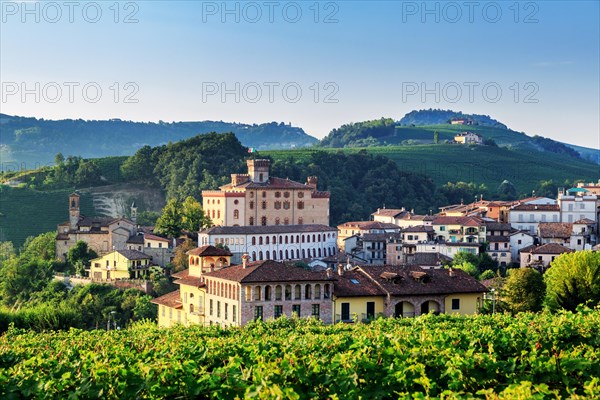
249 217 254 226
209 299 213 316
294 285 301 300
274 305 283 318
283 201 290 210
261 216 267 226
233 305 237 322
254 306 263 321
234 199 239 205
233 209 239 219
249 201 254 210
311 304 320 319
292 304 301 317
297 201 304 209
252 237 256 245
366 302 375 319
274 201 281 210
341 303 350 321
451 299 460 310
284 218 289 225
298 192 304 198
250 192 254 198
225 303 228 320
440 226 445 231
217 301 221 318
275 191 281 198
262 201 267 210
275 217 280 225
161 305 165 317
305 285 312 300
284 192 290 198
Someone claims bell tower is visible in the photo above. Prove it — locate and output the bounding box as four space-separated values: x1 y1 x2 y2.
130 201 138 225
69 193 80 230
247 159 270 183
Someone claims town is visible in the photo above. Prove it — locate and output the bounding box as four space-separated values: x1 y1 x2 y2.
51 158 600 327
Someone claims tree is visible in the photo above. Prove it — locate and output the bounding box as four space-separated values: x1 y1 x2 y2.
66 241 98 267
181 196 211 232
451 261 479 279
171 238 196 273
544 251 600 311
132 295 157 321
21 232 56 261
74 161 101 185
497 180 517 200
452 251 478 267
54 153 65 165
155 199 183 238
433 131 439 144
504 268 545 313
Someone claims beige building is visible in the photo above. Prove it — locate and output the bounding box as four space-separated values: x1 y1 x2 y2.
89 249 152 281
337 221 401 249
202 159 330 228
56 193 137 261
519 243 574 271
454 132 483 145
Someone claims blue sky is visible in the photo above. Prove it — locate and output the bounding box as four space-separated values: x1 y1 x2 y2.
1 1 598 147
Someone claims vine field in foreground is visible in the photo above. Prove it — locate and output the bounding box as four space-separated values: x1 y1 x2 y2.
1 310 599 399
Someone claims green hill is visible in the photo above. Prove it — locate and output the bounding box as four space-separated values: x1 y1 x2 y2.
0 114 317 167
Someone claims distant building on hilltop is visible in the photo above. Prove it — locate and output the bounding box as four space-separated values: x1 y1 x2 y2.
454 132 483 145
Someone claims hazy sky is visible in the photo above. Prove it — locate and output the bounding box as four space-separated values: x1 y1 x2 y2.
1 1 599 147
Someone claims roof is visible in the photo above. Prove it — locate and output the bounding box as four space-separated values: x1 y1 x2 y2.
487 235 510 243
405 252 452 266
371 208 407 218
521 243 574 255
361 232 403 242
485 222 512 231
116 249 152 260
202 224 336 235
174 275 206 288
402 225 434 233
151 290 182 308
203 260 331 283
509 230 536 237
187 245 233 257
144 233 170 242
538 223 573 239
333 269 386 297
126 234 145 244
337 265 487 297
574 218 595 225
338 221 400 230
510 204 560 212
432 216 484 226
221 176 315 190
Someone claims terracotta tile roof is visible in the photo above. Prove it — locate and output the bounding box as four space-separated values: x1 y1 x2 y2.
405 253 452 266
485 222 512 231
339 265 487 297
402 225 434 233
151 290 182 308
522 243 574 255
174 276 206 288
445 242 480 247
221 176 315 190
127 234 145 244
338 221 400 230
187 245 233 257
144 233 170 242
171 269 189 279
361 232 403 242
311 191 330 198
487 235 510 243
432 216 484 226
371 209 408 218
203 224 336 235
511 204 559 211
574 218 595 225
116 249 152 260
538 223 573 239
333 269 386 297
203 260 331 283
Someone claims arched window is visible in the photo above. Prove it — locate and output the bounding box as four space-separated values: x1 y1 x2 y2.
265 285 271 301
285 236 289 244
275 285 282 301
290 235 294 244
252 237 256 245
258 251 263 260
284 192 290 198
217 210 221 219
302 249 306 258
324 284 331 299
261 216 267 226
285 250 289 259
294 285 301 300
259 236 263 245
318 234 321 241
296 235 300 243
314 284 321 299
245 287 252 302
279 250 283 260
272 235 276 243
254 286 262 301
313 234 316 242
233 209 239 219
296 249 300 259
249 217 254 226
262 201 267 210
252 251 256 261
302 235 305 243
279 236 283 244
318 248 322 257
272 250 276 260
266 236 270 245
285 285 292 300
305 284 312 300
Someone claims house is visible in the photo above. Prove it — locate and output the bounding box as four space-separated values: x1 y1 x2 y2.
153 245 233 327
89 249 152 281
198 224 338 265
454 132 483 145
432 215 486 244
538 221 595 251
126 232 174 267
202 159 330 227
508 203 560 234
337 221 401 250
333 265 487 322
558 188 598 224
509 231 536 263
371 208 434 228
414 242 480 258
56 193 138 261
519 243 574 272
485 222 512 266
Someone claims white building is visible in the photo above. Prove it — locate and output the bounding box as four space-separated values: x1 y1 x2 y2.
414 242 480 258
509 231 536 263
509 204 560 234
198 224 338 264
557 188 598 224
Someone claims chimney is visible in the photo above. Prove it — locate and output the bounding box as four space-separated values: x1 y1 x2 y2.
326 269 332 279
448 267 454 277
306 176 318 190
242 253 250 269
337 264 344 276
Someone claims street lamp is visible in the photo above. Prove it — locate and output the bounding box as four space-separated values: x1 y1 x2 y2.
490 288 496 314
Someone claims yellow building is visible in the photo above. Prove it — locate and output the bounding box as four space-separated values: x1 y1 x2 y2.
432 216 486 244
153 245 233 327
333 265 487 321
89 249 152 281
202 159 330 228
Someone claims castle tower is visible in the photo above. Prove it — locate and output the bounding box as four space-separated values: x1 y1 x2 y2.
69 193 80 230
247 159 270 183
306 176 318 190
